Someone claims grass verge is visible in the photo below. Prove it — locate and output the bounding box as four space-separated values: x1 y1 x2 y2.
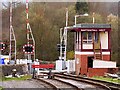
0 86 3 90
2 75 32 81
92 76 120 84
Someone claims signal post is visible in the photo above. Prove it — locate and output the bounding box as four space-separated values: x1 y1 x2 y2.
22 0 35 74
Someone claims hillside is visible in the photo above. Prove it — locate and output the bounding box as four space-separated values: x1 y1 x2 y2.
1 2 119 66
2 2 75 60
88 2 118 16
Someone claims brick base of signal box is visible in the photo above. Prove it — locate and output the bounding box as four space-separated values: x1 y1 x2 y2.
75 54 118 77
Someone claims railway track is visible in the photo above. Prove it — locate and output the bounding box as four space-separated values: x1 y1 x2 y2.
36 78 57 89
63 73 120 90
36 74 110 90
36 78 80 90
54 74 110 90
54 73 120 90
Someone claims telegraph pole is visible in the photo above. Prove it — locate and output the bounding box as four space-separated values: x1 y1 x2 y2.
93 12 95 24
57 9 68 70
59 8 68 61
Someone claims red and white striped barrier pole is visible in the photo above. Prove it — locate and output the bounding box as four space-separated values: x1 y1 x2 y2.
25 0 35 62
26 0 29 44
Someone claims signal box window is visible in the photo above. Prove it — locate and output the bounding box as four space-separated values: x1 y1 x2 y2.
82 32 92 44
95 32 99 43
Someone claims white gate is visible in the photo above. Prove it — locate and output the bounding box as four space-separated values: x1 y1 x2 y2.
66 60 75 73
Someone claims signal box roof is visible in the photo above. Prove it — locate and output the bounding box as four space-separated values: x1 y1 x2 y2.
67 24 111 32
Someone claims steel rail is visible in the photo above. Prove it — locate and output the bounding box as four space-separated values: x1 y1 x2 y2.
36 78 57 89
62 73 120 90
53 78 82 90
54 74 111 90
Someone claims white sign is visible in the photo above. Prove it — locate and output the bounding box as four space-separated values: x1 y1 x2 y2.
93 59 117 68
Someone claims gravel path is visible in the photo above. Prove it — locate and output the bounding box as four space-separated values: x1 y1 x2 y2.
0 79 53 89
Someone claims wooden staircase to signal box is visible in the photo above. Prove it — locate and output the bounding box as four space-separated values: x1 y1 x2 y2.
93 41 102 60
